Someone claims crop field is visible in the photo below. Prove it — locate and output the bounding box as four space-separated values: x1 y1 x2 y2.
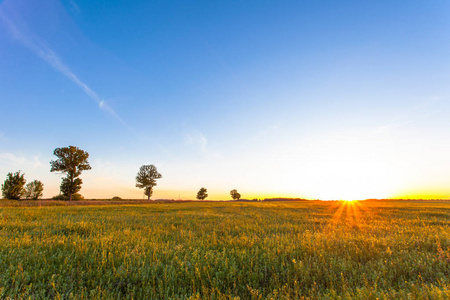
0 200 450 299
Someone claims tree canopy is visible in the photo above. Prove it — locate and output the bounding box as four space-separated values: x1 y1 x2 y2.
196 187 208 200
24 180 44 200
1 171 26 200
230 189 241 200
50 146 91 201
136 165 162 200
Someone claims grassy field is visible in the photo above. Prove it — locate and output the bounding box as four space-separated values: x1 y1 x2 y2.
0 200 449 299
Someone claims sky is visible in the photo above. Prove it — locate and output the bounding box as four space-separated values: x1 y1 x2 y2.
1 0 450 200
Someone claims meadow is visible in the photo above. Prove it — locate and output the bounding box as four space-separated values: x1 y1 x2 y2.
0 200 449 299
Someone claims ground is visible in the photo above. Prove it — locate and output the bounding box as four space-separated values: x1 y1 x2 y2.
0 200 449 299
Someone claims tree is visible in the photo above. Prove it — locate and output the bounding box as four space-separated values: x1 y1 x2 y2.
136 165 162 200
1 171 26 200
50 146 91 201
24 180 44 200
196 187 208 200
230 189 241 200
60 177 83 198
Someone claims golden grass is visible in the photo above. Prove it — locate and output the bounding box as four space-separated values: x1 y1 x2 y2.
0 200 449 299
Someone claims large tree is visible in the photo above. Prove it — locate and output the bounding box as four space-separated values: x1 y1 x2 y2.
196 187 208 200
50 146 91 201
136 165 162 200
24 180 44 200
1 171 26 200
230 189 241 200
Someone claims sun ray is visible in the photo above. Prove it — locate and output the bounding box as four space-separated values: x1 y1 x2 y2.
326 200 368 231
349 201 362 226
345 200 354 224
353 200 368 212
333 201 346 222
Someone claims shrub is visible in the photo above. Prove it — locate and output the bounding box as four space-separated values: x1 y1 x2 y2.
1 171 26 200
52 193 84 201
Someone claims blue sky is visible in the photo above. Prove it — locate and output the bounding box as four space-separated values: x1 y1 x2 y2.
1 0 450 200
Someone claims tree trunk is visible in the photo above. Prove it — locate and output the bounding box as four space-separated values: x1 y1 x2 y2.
70 177 73 201
148 194 151 201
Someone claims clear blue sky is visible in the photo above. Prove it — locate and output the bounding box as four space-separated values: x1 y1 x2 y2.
1 0 450 200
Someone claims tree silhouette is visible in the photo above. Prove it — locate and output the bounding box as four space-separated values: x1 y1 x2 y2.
196 187 208 200
136 165 162 200
1 171 26 200
230 189 241 200
50 146 91 201
24 180 44 200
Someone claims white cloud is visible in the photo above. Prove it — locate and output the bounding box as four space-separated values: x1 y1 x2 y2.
32 155 42 168
0 152 25 164
373 96 447 135
373 120 414 134
68 0 80 14
184 131 222 159
0 7 127 127
251 125 279 141
184 132 208 151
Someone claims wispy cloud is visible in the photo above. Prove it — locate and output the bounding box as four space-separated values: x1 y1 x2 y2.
184 132 208 151
32 155 42 168
0 152 25 165
68 0 80 14
184 131 221 159
373 119 415 134
373 96 448 135
251 125 279 142
0 7 127 127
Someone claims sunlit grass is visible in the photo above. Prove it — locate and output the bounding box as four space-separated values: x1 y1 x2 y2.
0 200 449 299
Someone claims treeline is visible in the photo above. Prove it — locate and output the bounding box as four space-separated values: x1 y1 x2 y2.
1 145 243 201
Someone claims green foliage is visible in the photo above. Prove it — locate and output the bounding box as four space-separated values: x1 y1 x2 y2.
50 146 91 201
60 177 82 197
196 187 208 200
144 186 153 199
51 194 66 200
1 171 26 200
112 196 122 200
52 193 84 201
230 189 241 200
24 180 44 200
135 165 162 200
0 201 449 299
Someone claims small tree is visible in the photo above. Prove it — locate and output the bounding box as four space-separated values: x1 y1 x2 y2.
230 189 241 200
24 180 44 200
196 187 208 200
1 171 26 200
136 165 162 200
50 146 91 201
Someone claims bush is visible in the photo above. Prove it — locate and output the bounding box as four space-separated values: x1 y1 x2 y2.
111 196 122 200
52 193 84 201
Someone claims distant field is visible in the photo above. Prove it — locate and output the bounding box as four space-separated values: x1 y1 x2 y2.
0 200 449 299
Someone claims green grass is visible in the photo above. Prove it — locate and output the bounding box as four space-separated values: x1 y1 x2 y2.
0 200 449 299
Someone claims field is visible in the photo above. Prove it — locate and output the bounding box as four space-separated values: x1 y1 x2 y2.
0 200 449 299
